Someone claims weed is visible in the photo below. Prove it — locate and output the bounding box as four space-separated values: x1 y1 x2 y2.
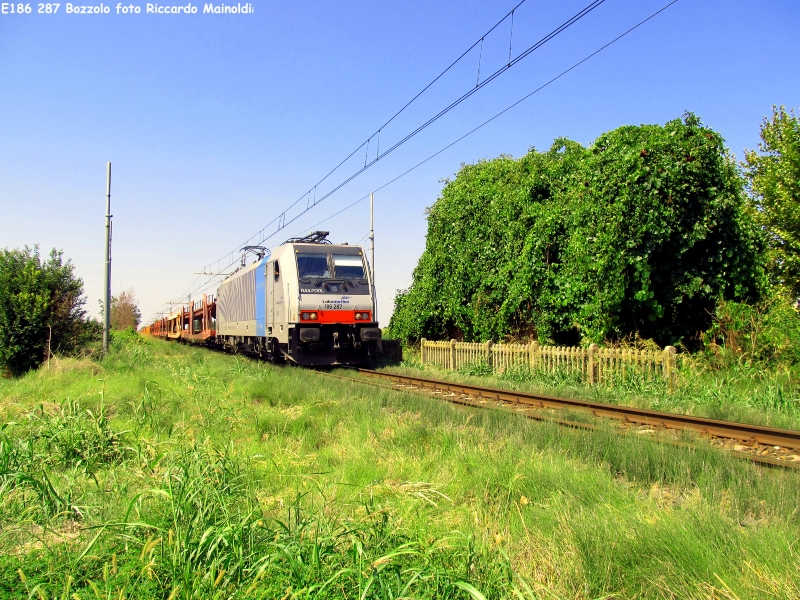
459 361 493 377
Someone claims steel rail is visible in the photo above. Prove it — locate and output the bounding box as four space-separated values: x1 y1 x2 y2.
348 369 800 452
313 369 800 470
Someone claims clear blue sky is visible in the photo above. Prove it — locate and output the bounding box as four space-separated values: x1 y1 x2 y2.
1 0 798 326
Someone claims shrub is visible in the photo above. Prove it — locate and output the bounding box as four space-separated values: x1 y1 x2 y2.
110 288 142 330
702 289 800 367
0 246 99 376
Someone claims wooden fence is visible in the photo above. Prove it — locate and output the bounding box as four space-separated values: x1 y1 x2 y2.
419 339 677 387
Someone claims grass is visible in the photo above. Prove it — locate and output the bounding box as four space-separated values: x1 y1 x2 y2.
0 332 798 599
384 351 800 431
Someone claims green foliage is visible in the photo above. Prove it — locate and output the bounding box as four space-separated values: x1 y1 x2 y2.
0 246 98 376
702 288 800 367
744 105 800 299
389 114 762 347
110 327 143 349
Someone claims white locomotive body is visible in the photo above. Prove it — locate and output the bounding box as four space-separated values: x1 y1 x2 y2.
215 233 380 365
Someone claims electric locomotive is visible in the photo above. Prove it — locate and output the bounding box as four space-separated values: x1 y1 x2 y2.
215 231 381 365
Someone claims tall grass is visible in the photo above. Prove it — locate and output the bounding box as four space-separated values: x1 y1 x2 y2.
0 335 799 598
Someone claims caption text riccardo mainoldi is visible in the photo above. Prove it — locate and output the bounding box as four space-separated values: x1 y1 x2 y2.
0 3 254 14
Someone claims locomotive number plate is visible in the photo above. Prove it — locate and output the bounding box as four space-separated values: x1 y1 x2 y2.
323 302 343 310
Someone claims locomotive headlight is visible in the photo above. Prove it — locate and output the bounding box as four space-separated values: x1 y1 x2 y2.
309 312 317 320
355 312 370 321
355 313 362 320
301 312 318 320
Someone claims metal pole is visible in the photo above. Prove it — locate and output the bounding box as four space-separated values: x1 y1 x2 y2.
103 162 112 356
369 192 377 322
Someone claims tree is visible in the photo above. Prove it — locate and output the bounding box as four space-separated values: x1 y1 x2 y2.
744 106 800 300
110 288 142 330
0 246 95 376
388 114 763 347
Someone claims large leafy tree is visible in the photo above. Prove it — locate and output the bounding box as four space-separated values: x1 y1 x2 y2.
389 114 762 346
0 246 93 375
744 106 800 299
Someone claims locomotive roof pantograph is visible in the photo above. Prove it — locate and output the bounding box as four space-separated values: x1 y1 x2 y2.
241 245 270 260
284 231 332 244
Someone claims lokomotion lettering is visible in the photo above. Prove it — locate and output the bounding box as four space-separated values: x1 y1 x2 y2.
203 2 252 13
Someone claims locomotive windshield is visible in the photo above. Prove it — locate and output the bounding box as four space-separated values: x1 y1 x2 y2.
332 255 365 279
297 254 331 278
296 250 369 294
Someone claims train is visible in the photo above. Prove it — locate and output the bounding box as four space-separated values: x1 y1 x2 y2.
140 231 384 366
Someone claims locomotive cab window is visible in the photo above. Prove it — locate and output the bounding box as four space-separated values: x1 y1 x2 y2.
273 261 280 281
332 255 365 279
297 253 330 279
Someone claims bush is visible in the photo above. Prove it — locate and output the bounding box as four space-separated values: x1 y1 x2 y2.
110 288 142 330
702 289 800 367
0 246 98 376
388 114 763 347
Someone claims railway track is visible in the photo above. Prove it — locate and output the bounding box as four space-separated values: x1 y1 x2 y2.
317 368 800 470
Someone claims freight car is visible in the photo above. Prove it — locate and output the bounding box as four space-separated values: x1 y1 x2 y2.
145 232 381 366
140 295 216 344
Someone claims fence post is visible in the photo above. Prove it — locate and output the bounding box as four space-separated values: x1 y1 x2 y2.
420 338 426 365
530 341 540 371
486 340 494 370
450 339 457 371
588 343 598 385
663 345 676 390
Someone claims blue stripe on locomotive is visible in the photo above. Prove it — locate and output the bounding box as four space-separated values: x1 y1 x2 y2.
255 259 267 337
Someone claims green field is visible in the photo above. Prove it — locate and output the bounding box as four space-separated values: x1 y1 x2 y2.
1 333 799 599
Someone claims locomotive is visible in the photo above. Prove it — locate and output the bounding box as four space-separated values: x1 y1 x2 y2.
142 232 382 365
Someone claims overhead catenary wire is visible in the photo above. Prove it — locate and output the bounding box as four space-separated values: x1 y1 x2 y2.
283 0 679 242
222 0 605 260
200 0 529 277
154 0 677 321
270 0 608 233
201 0 607 278
374 0 607 162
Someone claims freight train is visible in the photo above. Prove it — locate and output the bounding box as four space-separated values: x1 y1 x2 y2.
141 232 382 365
